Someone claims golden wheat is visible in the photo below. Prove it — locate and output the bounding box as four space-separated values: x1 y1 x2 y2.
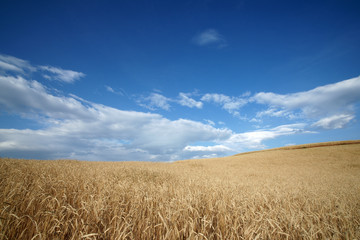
1 141 360 239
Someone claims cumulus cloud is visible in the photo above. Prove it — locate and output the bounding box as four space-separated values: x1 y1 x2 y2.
254 76 360 119
3 54 337 161
193 29 227 48
0 75 234 161
201 93 247 116
178 92 203 108
39 65 85 83
0 73 312 161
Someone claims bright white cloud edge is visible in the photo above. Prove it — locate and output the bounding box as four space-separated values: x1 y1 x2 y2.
0 53 84 83
253 76 360 123
1 54 359 161
312 114 355 129
39 65 85 83
178 92 203 109
0 74 312 161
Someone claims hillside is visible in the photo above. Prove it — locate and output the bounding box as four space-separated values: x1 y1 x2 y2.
1 140 360 239
233 139 360 155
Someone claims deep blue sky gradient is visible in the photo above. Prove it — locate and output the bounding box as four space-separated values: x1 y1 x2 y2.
1 0 359 160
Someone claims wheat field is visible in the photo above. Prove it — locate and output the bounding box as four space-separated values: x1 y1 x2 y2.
1 140 360 239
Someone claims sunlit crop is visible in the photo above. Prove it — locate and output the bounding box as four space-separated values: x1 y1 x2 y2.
1 141 359 239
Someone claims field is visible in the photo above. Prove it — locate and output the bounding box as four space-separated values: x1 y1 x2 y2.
1 140 360 239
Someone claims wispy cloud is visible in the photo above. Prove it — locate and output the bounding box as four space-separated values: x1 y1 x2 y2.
138 92 204 110
204 119 215 126
0 53 84 84
137 93 172 111
312 114 355 129
105 85 115 93
178 92 203 109
201 93 247 116
193 29 227 48
39 65 85 83
224 123 309 150
105 85 126 96
0 54 35 73
0 75 91 120
256 108 296 119
184 123 311 157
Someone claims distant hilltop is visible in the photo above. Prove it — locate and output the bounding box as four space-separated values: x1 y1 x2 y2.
234 140 360 156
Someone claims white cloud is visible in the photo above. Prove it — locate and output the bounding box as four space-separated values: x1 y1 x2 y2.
256 108 297 119
139 92 203 110
201 93 247 116
105 85 126 96
193 29 227 48
105 85 115 93
183 123 312 156
0 61 23 72
204 119 215 126
312 114 355 129
138 93 171 111
184 145 232 152
254 76 360 120
0 75 234 161
1 73 310 161
0 54 84 84
39 65 85 83
4 54 350 161
0 75 91 120
178 92 203 108
182 144 234 159
224 124 308 150
0 54 36 73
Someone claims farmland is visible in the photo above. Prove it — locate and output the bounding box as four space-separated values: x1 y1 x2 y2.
1 140 360 239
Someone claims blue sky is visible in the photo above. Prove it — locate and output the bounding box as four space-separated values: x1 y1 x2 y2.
0 0 360 161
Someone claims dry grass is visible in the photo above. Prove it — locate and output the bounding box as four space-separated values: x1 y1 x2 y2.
1 140 360 239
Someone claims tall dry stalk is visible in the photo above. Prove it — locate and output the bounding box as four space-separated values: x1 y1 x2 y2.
1 141 360 239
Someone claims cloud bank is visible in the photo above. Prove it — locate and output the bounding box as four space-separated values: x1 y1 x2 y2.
253 76 360 129
0 75 233 161
1 53 358 161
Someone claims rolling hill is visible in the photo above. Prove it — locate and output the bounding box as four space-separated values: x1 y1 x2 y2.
1 140 359 239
